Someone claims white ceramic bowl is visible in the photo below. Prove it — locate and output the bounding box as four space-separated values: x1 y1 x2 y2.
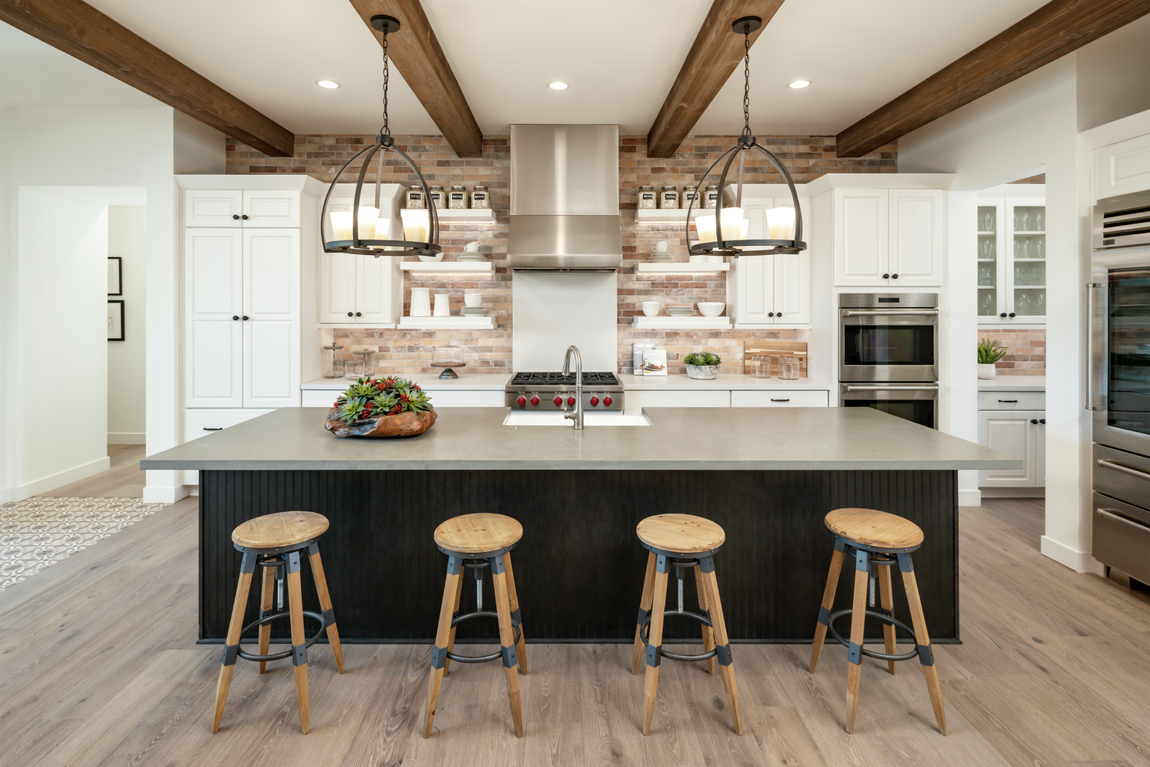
697 302 726 317
418 252 445 262
641 302 661 317
464 293 483 307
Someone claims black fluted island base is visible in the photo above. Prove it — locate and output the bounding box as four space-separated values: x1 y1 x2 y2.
198 468 958 643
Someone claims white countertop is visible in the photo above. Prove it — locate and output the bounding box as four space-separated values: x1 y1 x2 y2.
619 373 831 390
978 375 1046 392
302 374 507 391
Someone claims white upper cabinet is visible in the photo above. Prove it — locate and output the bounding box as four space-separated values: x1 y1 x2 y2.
184 189 300 228
729 196 811 327
1095 133 1150 201
243 230 300 408
977 194 1045 325
317 188 403 327
832 188 944 288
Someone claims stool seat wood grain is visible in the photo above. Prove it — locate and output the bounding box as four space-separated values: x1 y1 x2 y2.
636 514 725 555
824 508 923 549
434 513 522 554
231 511 329 550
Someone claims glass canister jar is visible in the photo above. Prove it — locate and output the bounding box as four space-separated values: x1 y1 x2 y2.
405 188 426 209
637 185 656 209
748 354 771 378
427 185 445 208
704 184 720 209
779 355 801 380
323 344 344 379
659 185 679 210
471 185 490 209
448 185 468 210
682 185 699 209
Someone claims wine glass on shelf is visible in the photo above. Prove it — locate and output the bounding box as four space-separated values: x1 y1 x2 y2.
1034 209 1045 232
1016 292 1031 316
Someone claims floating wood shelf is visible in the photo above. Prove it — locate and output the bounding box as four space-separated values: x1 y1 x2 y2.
631 316 731 330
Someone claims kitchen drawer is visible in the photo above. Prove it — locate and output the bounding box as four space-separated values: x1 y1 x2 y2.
183 408 272 485
977 391 1045 410
731 390 829 408
1093 492 1150 585
1093 444 1150 508
624 390 730 412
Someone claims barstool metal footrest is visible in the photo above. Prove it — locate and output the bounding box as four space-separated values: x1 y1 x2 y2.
827 608 920 663
638 609 719 663
235 610 327 663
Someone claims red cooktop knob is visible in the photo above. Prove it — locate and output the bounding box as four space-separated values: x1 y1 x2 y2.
590 396 600 406
567 396 576 407
603 396 612 407
516 395 526 407
530 395 540 406
554 395 563 406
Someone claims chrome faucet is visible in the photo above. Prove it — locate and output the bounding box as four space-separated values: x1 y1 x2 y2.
562 345 584 430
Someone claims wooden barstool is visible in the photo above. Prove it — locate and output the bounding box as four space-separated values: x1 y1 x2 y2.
424 513 527 739
212 511 344 734
631 513 742 736
809 508 946 735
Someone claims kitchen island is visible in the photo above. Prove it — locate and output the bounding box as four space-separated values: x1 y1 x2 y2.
142 407 1016 644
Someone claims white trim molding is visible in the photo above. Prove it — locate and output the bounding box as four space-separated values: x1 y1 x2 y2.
142 484 190 505
15 456 111 501
1040 535 1096 573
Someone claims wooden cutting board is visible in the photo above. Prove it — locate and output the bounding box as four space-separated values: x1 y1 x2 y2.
744 342 808 377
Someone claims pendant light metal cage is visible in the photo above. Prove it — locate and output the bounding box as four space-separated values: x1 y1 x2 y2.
319 15 441 258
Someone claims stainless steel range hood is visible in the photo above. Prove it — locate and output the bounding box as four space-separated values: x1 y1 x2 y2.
507 124 622 272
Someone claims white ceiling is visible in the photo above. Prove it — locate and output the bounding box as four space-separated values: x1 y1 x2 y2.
0 0 1106 140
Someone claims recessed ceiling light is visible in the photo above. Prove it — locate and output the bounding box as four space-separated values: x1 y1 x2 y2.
316 80 341 89
788 80 811 89
548 82 569 91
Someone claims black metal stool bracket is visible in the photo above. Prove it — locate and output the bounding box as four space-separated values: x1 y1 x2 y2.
639 609 719 664
235 609 326 663
827 608 920 663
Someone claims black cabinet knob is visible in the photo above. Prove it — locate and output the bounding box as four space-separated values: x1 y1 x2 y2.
1008 312 1016 318
241 214 249 220
347 312 353 317
355 312 362 317
891 274 899 279
242 315 249 321
1030 419 1038 424
1039 419 1046 424
1000 312 1007 318
232 315 239 321
768 312 775 317
882 273 890 279
232 214 240 220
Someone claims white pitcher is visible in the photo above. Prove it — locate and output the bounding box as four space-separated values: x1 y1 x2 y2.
433 293 450 317
409 287 432 317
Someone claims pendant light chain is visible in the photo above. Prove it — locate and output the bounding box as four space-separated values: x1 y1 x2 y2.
741 25 751 137
380 29 390 137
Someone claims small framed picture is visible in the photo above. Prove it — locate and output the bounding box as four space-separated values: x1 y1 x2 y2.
108 257 122 296
108 300 125 342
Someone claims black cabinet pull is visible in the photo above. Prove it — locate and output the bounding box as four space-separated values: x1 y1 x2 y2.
770 398 790 402
882 273 890 279
347 312 354 317
232 214 240 220
1039 419 1046 424
1008 312 1016 318
998 399 1018 403
355 311 362 317
203 427 223 431
1030 419 1038 424
242 315 249 321
768 312 775 317
232 315 239 321
1000 312 1007 318
241 214 249 220
892 274 899 279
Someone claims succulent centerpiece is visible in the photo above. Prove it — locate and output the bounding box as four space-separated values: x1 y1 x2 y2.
325 376 437 438
684 351 722 380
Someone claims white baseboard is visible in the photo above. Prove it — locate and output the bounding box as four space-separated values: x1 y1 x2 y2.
15 456 111 500
142 485 190 504
107 432 146 445
0 486 12 505
1040 535 1095 573
958 489 982 507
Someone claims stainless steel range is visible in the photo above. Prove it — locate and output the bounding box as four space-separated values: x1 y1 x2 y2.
505 371 623 411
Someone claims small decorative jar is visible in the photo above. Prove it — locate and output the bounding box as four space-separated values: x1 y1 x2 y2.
779 356 801 380
682 185 699 209
704 184 720 209
659 185 679 210
405 188 426 209
637 185 656 209
471 185 490 209
428 185 445 208
322 344 344 379
448 185 468 210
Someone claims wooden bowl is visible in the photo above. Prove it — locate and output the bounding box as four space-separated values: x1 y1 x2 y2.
324 407 437 438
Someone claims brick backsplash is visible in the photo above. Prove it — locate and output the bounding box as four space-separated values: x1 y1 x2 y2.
228 134 896 377
979 328 1046 375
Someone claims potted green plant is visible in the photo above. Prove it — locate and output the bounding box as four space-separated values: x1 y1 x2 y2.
977 338 1008 380
324 376 436 437
684 351 722 380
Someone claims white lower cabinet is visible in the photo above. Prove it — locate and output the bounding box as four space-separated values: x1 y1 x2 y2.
182 408 272 485
731 390 829 407
977 407 1046 490
624 390 730 413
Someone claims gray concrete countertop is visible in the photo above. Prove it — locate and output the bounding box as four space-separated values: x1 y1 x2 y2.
978 375 1046 392
142 407 1017 472
619 373 831 391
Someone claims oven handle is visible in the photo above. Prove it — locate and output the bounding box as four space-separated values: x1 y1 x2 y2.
841 309 940 317
1087 282 1107 411
1096 508 1150 532
843 384 939 392
1096 459 1150 482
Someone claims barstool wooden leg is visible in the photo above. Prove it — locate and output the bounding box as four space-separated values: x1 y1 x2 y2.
285 551 309 734
443 568 464 675
698 555 743 735
810 537 846 674
308 543 344 674
503 551 528 675
641 554 670 735
213 551 256 733
424 556 463 738
877 562 897 675
492 554 524 737
693 564 716 676
257 559 275 674
631 551 657 675
897 553 947 735
845 548 868 734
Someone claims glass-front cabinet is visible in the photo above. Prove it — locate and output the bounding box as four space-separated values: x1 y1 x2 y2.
978 194 1046 325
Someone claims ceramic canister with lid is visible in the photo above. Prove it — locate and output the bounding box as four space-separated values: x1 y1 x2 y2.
659 185 679 210
448 185 468 210
471 185 490 209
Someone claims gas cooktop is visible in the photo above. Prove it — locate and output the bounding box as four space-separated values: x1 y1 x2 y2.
505 371 623 410
507 371 621 387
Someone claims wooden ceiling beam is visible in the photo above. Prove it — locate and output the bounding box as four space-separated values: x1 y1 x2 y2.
836 0 1150 158
646 0 785 159
0 0 295 157
348 0 483 157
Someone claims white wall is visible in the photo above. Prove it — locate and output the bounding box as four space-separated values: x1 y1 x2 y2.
174 111 226 174
107 205 147 443
1076 16 1150 133
898 57 1093 572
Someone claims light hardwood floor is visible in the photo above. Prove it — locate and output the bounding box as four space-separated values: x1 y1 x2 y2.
2 480 1149 766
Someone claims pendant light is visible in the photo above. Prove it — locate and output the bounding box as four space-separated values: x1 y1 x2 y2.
320 15 441 258
685 17 806 257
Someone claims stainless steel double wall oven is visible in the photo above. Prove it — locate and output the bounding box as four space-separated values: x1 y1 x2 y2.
840 293 939 429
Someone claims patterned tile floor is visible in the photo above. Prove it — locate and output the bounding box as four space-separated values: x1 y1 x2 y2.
0 497 165 591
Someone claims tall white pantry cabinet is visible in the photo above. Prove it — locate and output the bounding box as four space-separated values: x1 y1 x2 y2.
178 176 326 486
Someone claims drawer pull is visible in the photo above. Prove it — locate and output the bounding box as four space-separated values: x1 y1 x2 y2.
203 427 223 431
770 398 790 402
1096 459 1150 482
1096 508 1150 532
998 399 1018 403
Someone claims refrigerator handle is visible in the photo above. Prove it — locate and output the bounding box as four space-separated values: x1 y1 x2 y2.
1087 282 1107 411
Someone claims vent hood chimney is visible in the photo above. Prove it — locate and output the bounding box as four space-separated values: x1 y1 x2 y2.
507 125 622 272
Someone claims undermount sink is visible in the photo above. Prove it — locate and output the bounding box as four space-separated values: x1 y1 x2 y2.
502 410 653 427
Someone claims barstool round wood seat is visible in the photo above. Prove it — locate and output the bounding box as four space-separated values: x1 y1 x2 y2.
424 513 527 739
631 514 742 736
212 511 344 735
810 507 946 736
